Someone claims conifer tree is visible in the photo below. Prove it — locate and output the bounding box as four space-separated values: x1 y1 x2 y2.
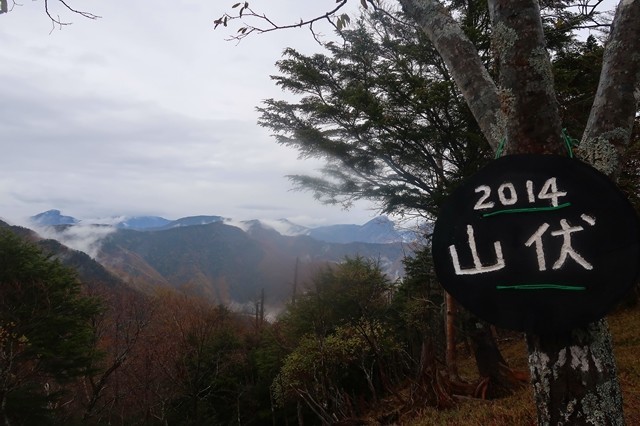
0 230 101 425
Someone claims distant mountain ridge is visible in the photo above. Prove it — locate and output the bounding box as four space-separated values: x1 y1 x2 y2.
24 210 415 309
29 210 415 244
307 216 414 244
119 215 225 231
117 216 171 229
31 209 79 226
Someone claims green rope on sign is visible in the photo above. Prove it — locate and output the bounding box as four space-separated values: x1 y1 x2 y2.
562 128 579 158
482 202 572 218
496 284 586 291
495 137 506 159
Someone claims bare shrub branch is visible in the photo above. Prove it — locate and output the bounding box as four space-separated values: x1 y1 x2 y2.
213 0 380 42
44 0 100 28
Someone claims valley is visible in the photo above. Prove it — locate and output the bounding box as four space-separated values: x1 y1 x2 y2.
25 210 417 311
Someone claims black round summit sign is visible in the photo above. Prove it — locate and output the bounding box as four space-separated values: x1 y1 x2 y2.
432 154 640 333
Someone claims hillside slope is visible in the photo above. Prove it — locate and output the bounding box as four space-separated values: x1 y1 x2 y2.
97 221 408 308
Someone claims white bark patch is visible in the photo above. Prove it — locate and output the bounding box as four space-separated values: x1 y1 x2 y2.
569 345 590 375
529 349 552 386
552 348 567 380
569 344 603 375
529 349 551 373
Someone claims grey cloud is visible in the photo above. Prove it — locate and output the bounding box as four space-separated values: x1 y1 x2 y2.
0 0 377 226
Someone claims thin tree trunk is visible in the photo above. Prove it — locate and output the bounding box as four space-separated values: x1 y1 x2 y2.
270 388 276 426
1 393 11 426
444 291 459 380
296 400 304 426
468 319 525 399
416 337 454 408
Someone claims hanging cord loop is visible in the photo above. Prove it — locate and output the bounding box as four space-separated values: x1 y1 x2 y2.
561 128 579 158
494 137 506 159
494 130 579 159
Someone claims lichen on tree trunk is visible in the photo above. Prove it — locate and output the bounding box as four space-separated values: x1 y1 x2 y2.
488 0 563 154
526 319 623 425
580 0 640 178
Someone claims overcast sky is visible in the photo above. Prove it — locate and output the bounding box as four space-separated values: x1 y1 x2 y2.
0 0 381 227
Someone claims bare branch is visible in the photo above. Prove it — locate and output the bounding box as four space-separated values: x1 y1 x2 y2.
57 0 99 20
41 0 100 29
540 0 612 31
214 0 361 42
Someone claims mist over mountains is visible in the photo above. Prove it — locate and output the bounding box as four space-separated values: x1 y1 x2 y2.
29 209 417 243
24 210 418 310
0 219 126 292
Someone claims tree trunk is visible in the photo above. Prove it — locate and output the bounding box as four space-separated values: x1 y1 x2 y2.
485 1 630 423
444 291 459 380
401 0 640 423
488 0 563 154
468 319 525 399
397 0 504 151
580 0 640 177
527 319 623 425
415 337 454 408
296 400 304 426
